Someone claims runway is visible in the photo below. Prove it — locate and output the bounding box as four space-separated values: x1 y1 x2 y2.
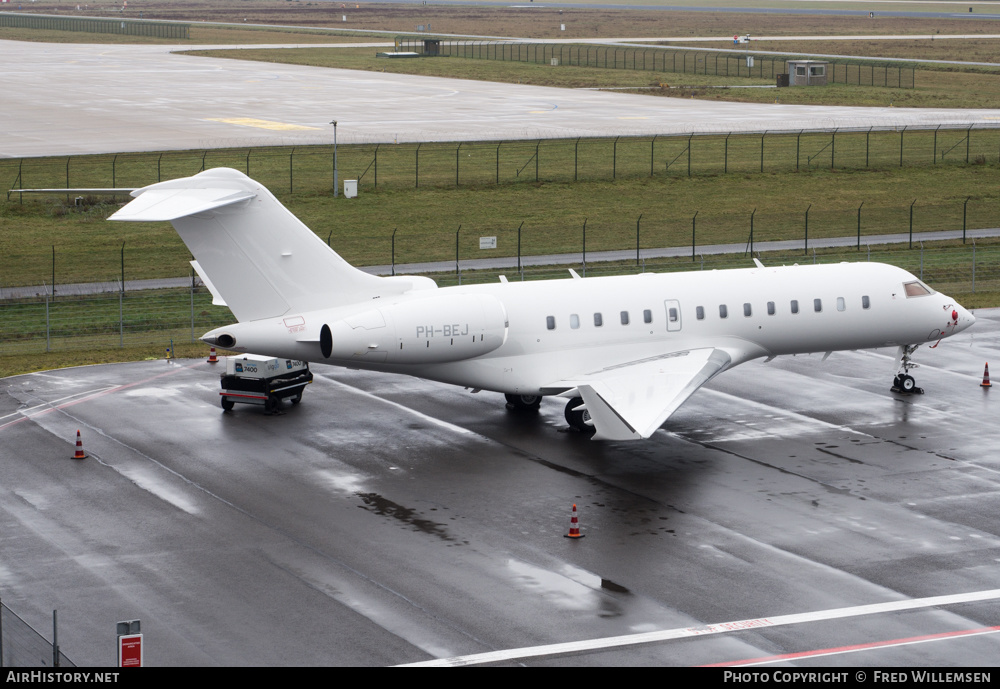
0 310 997 666
3 40 1000 158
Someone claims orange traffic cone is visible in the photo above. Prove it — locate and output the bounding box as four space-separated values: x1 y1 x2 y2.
72 430 87 460
982 363 992 388
564 503 585 539
208 346 218 363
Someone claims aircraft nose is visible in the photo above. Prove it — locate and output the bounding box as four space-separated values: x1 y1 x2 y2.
953 304 976 332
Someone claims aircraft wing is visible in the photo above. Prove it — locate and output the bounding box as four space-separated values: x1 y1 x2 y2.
544 348 731 441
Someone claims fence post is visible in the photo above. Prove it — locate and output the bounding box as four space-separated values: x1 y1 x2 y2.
909 199 916 248
972 239 976 293
900 126 906 167
635 214 642 266
190 267 195 342
517 221 523 273
963 196 971 243
650 135 656 177
415 143 421 188
455 225 461 275
613 137 619 179
582 218 587 277
692 211 698 261
52 610 58 668
760 131 766 173
455 142 461 186
289 147 294 193
804 203 811 255
857 201 864 249
496 141 501 184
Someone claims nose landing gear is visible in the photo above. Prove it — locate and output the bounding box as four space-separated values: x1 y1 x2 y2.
891 344 924 395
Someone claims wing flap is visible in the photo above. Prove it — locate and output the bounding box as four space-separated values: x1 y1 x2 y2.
549 348 731 441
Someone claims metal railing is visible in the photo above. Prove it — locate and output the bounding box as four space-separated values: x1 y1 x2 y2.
0 598 75 668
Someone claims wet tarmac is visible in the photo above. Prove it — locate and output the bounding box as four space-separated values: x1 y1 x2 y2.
0 310 998 666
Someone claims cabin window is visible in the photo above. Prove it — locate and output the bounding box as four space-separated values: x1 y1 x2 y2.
546 316 556 330
570 314 580 329
862 295 871 309
790 300 799 314
719 305 728 319
904 281 933 297
594 312 603 327
814 298 822 312
836 297 846 312
668 307 679 323
643 309 653 324
767 301 775 315
620 311 630 325
743 303 752 317
696 306 705 320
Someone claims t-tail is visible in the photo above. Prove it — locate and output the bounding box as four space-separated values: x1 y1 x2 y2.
109 168 432 322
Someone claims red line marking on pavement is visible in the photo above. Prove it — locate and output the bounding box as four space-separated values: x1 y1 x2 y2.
702 625 1000 666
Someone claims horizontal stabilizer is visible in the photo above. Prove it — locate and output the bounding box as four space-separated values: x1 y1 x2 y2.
109 187 255 222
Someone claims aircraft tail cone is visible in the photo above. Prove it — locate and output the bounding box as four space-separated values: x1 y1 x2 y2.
982 363 992 388
564 503 585 539
72 430 87 460
208 346 218 363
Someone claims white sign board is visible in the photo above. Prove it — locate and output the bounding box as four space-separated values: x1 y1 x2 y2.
479 237 497 250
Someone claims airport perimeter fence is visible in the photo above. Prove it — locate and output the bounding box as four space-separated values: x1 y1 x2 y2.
0 598 75 668
4 196 1000 292
6 127 1000 198
397 38 916 88
2 238 997 357
0 12 189 39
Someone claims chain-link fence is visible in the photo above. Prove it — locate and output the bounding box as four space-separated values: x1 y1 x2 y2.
395 38 915 88
1 285 236 356
0 11 189 38
3 198 999 292
0 599 75 668
2 241 996 356
6 127 998 198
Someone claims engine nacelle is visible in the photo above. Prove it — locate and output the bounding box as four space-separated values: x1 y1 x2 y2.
321 293 508 364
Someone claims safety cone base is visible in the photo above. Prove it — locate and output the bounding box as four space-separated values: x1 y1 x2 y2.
564 533 585 539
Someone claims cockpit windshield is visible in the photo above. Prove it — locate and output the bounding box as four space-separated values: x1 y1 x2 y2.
903 280 934 297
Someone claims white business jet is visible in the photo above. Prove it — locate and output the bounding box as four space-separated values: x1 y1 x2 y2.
110 168 975 440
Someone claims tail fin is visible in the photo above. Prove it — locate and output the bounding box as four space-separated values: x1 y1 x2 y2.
110 168 408 322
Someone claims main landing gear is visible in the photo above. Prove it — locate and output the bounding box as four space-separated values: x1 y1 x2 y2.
505 393 542 412
891 344 924 395
564 397 595 434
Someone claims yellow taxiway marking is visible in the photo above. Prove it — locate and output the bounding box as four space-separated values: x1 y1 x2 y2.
207 117 321 131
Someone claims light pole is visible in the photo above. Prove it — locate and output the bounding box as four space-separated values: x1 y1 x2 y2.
330 120 338 197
